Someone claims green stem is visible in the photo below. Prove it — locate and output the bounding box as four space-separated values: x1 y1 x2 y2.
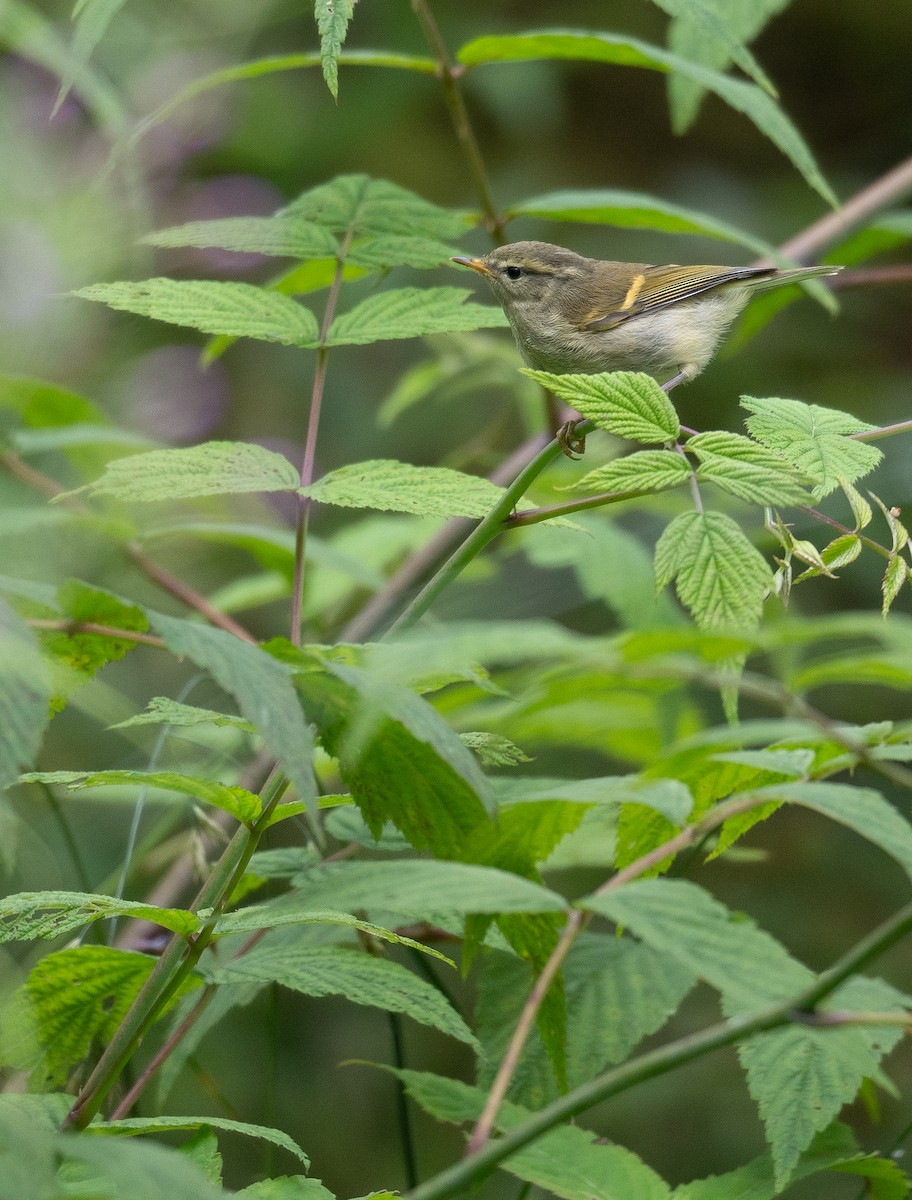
386 427 582 635
62 770 289 1130
405 902 912 1200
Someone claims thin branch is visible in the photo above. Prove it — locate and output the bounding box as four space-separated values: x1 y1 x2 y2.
830 264 912 289
850 417 912 443
408 901 912 1200
465 792 769 1155
27 617 165 648
290 230 353 646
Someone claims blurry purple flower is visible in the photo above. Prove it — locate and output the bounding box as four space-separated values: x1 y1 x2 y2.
122 345 228 444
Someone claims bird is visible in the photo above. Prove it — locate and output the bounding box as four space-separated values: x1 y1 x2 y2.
452 240 842 391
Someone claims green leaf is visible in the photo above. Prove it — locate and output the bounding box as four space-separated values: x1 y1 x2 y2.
743 780 912 883
73 279 320 346
55 0 127 114
284 175 469 241
742 396 882 497
11 423 155 454
580 878 811 1010
739 976 910 1187
150 617 317 813
819 534 863 572
654 510 774 629
74 441 299 503
58 1131 229 1200
396 1069 672 1200
234 1178 336 1200
39 581 148 699
461 731 533 767
1 946 198 1088
883 554 910 616
302 459 504 519
142 216 340 260
21 769 261 823
314 0 355 98
507 189 776 257
217 944 477 1047
666 0 789 133
0 599 50 791
573 449 691 496
647 0 776 96
688 431 811 505
457 31 836 206
347 234 460 270
326 287 508 345
89 1113 309 1167
270 642 491 857
522 370 679 443
284 860 568 916
0 890 199 943
110 697 256 733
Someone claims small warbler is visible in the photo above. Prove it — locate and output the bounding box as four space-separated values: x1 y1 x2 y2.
452 241 842 389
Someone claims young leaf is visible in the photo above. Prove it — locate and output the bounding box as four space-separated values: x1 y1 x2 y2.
314 0 355 98
573 450 691 496
110 697 256 733
522 370 679 443
840 478 873 530
687 431 811 506
508 189 776 257
283 860 568 916
818 534 863 572
326 287 508 345
457 32 836 206
216 944 478 1047
580 877 811 1010
0 598 50 791
742 396 883 497
302 459 504 518
74 441 299 503
89 1114 309 1168
654 510 774 629
21 769 261 824
150 617 317 813
882 554 910 616
461 731 533 767
0 890 199 943
142 216 340 260
73 279 320 346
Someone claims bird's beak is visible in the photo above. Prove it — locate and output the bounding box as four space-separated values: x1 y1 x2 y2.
451 255 493 277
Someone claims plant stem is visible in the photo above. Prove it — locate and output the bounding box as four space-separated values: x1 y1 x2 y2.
290 232 352 645
27 617 165 647
63 770 289 1130
408 901 912 1200
410 0 504 240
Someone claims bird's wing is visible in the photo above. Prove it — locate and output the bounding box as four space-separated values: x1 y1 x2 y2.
580 264 776 332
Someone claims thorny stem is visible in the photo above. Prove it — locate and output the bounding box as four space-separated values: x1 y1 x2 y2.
410 0 504 241
290 230 354 646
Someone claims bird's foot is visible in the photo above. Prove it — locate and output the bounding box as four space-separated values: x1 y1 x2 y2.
556 418 587 459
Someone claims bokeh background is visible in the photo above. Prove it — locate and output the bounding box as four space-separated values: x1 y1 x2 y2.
2 1 911 1195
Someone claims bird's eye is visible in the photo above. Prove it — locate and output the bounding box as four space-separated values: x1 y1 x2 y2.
505 265 523 280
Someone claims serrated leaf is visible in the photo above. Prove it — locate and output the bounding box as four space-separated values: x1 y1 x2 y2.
89 1113 309 1167
142 216 340 260
347 234 460 270
110 697 256 733
285 860 567 916
654 510 774 629
573 449 691 496
460 731 532 767
229 1176 337 1200
688 431 811 505
580 878 811 1010
73 279 320 346
217 944 477 1047
314 0 355 98
284 174 469 240
840 478 873 530
742 396 882 497
508 189 775 257
648 0 776 96
21 769 261 823
882 554 910 616
302 459 504 518
326 287 508 345
74 441 299 503
739 976 910 1187
0 890 199 943
711 748 814 777
819 534 863 571
457 32 836 206
0 598 50 791
0 945 198 1089
149 617 317 813
523 370 679 443
395 1069 672 1200
871 492 910 554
